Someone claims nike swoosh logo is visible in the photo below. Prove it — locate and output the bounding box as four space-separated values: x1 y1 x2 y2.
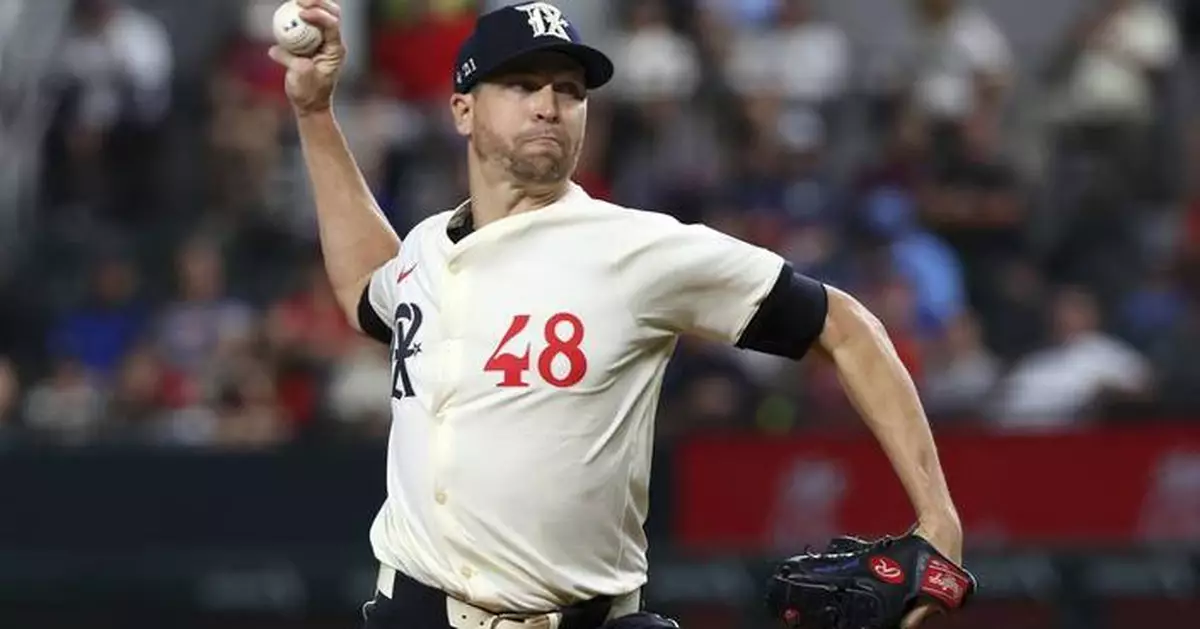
396 264 417 284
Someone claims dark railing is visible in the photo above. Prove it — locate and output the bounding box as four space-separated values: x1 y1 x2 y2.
1 442 1197 629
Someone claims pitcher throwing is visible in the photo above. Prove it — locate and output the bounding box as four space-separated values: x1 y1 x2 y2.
269 2 968 628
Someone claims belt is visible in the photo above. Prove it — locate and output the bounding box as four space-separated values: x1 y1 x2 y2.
377 565 641 629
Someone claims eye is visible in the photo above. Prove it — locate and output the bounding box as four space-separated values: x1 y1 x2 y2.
507 79 542 93
555 82 586 100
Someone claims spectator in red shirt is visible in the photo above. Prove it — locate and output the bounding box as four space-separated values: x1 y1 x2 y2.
266 257 357 427
268 258 358 363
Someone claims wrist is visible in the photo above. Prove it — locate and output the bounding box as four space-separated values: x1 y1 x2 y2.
915 508 963 564
295 104 334 120
917 507 962 538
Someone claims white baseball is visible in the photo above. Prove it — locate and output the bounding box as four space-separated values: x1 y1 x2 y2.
273 1 323 56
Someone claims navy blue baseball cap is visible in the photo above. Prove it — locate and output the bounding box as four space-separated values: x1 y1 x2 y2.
452 2 614 94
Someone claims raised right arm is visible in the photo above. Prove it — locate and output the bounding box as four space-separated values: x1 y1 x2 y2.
296 110 400 330
268 0 400 330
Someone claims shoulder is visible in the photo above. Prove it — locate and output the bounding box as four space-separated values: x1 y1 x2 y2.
567 197 782 267
559 193 690 234
585 202 737 263
568 197 784 284
541 191 689 244
407 207 458 240
396 204 464 256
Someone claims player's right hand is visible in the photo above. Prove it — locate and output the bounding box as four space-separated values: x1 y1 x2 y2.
268 0 345 116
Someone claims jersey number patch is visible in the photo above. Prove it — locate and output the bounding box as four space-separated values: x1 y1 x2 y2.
391 303 423 399
485 313 587 388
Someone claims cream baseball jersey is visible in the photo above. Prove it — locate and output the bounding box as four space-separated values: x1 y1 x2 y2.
358 182 810 612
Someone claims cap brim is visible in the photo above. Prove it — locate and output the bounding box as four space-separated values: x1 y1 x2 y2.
467 41 614 93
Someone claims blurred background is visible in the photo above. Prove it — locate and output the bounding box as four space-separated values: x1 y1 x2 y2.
1 0 1199 627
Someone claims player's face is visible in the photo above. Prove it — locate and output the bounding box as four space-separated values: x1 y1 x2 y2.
456 52 588 186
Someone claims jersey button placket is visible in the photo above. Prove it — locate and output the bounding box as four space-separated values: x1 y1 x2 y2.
432 255 467 565
437 256 469 417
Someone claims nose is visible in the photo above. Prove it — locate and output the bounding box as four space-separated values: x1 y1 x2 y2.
530 84 560 123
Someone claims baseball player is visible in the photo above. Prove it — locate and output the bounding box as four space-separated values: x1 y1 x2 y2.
268 2 964 628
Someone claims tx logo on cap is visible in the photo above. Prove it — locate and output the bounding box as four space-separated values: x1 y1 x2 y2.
514 2 571 41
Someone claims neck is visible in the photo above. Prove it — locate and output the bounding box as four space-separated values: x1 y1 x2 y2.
467 154 569 229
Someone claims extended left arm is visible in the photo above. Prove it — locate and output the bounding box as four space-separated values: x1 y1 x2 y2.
737 268 964 628
813 287 962 554
659 233 964 627
737 270 962 560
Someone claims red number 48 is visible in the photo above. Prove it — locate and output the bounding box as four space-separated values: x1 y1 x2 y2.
485 313 588 388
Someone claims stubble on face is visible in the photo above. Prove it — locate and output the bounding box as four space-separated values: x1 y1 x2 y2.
472 114 579 186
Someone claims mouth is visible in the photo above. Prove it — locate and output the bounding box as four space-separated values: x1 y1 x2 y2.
522 133 563 147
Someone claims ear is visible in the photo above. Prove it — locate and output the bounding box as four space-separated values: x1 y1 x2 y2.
449 92 473 137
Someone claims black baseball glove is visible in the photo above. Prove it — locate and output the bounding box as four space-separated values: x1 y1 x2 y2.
765 532 976 629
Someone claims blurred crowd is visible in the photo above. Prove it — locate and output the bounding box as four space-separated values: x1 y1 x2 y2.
1 0 1199 450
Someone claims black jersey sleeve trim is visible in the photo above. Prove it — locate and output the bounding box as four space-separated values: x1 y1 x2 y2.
735 263 828 360
357 283 393 346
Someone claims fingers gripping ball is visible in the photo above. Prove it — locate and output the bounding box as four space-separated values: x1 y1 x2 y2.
273 1 323 56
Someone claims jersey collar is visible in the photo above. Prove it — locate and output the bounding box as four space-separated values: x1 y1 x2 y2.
445 182 588 244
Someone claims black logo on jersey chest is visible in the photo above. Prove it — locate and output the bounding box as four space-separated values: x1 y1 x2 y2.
391 303 423 399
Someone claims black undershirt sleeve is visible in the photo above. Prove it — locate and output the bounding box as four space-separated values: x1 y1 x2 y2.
357 283 393 346
735 263 829 360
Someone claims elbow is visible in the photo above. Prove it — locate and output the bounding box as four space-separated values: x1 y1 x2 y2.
818 286 889 356
336 276 373 335
339 294 365 334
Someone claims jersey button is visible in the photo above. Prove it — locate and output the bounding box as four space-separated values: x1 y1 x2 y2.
435 490 448 505
460 566 473 579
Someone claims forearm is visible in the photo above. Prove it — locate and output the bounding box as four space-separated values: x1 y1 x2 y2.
818 288 960 525
296 109 400 317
